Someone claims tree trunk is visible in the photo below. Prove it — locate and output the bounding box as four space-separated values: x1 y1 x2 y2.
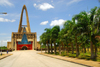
67 46 69 53
64 44 66 52
59 44 61 55
51 43 53 53
94 45 97 57
90 41 95 59
75 36 79 57
71 43 74 54
82 47 83 52
45 44 46 53
99 47 100 52
62 42 64 52
54 42 56 54
83 45 86 53
67 45 69 55
88 47 89 52
47 41 50 53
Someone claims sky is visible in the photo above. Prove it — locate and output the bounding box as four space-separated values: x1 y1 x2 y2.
0 0 99 46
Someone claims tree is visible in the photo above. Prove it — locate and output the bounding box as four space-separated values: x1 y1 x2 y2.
44 28 51 53
51 26 60 54
64 20 75 54
40 32 47 53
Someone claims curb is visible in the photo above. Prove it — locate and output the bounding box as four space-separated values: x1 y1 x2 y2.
0 54 12 60
38 53 100 67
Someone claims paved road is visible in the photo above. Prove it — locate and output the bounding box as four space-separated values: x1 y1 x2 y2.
0 50 87 67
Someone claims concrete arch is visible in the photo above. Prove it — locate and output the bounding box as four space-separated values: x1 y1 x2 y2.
18 5 31 33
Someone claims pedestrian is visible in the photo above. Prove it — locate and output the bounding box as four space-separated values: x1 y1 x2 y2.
0 51 2 55
7 50 8 54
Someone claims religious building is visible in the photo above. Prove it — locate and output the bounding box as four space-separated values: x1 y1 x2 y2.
7 5 40 50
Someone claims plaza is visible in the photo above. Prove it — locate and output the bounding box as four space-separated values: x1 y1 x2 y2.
0 50 86 67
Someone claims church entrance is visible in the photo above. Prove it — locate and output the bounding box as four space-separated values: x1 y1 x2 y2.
17 33 33 50
21 46 27 50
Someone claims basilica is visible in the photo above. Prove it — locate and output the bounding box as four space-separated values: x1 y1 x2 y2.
7 5 40 50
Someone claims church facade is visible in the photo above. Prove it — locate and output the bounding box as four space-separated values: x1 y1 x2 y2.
7 5 40 50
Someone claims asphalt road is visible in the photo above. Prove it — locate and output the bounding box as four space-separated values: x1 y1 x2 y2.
0 50 87 67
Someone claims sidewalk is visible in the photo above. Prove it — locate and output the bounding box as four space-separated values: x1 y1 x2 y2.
38 53 100 67
0 54 12 60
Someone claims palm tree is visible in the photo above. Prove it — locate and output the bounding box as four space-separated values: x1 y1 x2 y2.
93 7 100 57
45 28 51 53
73 7 97 58
40 32 47 53
89 7 97 59
64 20 75 54
51 26 60 54
58 29 65 55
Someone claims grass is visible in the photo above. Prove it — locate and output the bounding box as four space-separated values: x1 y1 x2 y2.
0 47 8 50
46 50 100 62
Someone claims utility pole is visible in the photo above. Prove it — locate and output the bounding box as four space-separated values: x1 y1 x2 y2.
1 41 2 55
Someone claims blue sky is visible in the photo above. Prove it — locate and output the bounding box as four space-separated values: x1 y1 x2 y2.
0 0 99 46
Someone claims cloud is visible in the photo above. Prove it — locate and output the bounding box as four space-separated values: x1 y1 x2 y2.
51 0 53 2
0 13 20 20
33 3 54 11
50 19 66 26
69 14 71 16
40 21 48 25
0 40 10 42
67 0 82 5
0 0 14 6
0 17 15 22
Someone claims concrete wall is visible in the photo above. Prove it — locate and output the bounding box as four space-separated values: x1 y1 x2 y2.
7 42 12 49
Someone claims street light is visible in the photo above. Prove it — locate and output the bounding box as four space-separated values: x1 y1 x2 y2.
0 41 2 55
0 12 7 14
41 43 43 53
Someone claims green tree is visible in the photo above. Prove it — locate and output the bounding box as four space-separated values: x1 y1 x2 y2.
40 32 47 53
51 26 60 54
44 28 51 53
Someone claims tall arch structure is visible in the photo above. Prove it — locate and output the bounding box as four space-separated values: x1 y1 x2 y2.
7 5 41 51
18 5 31 33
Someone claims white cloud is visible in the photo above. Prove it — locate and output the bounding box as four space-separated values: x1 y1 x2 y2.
0 40 11 46
69 14 71 16
0 17 15 22
33 3 54 11
0 14 8 16
0 13 20 20
40 21 48 25
67 0 82 5
50 19 66 26
51 0 53 2
0 40 10 42
0 0 14 6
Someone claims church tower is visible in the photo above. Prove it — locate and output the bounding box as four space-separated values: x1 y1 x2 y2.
8 5 37 51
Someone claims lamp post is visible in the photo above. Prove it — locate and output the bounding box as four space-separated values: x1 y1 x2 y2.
0 12 7 14
1 41 2 55
0 12 7 55
41 43 43 53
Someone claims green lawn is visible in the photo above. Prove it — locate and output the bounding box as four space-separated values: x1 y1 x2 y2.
46 51 100 62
